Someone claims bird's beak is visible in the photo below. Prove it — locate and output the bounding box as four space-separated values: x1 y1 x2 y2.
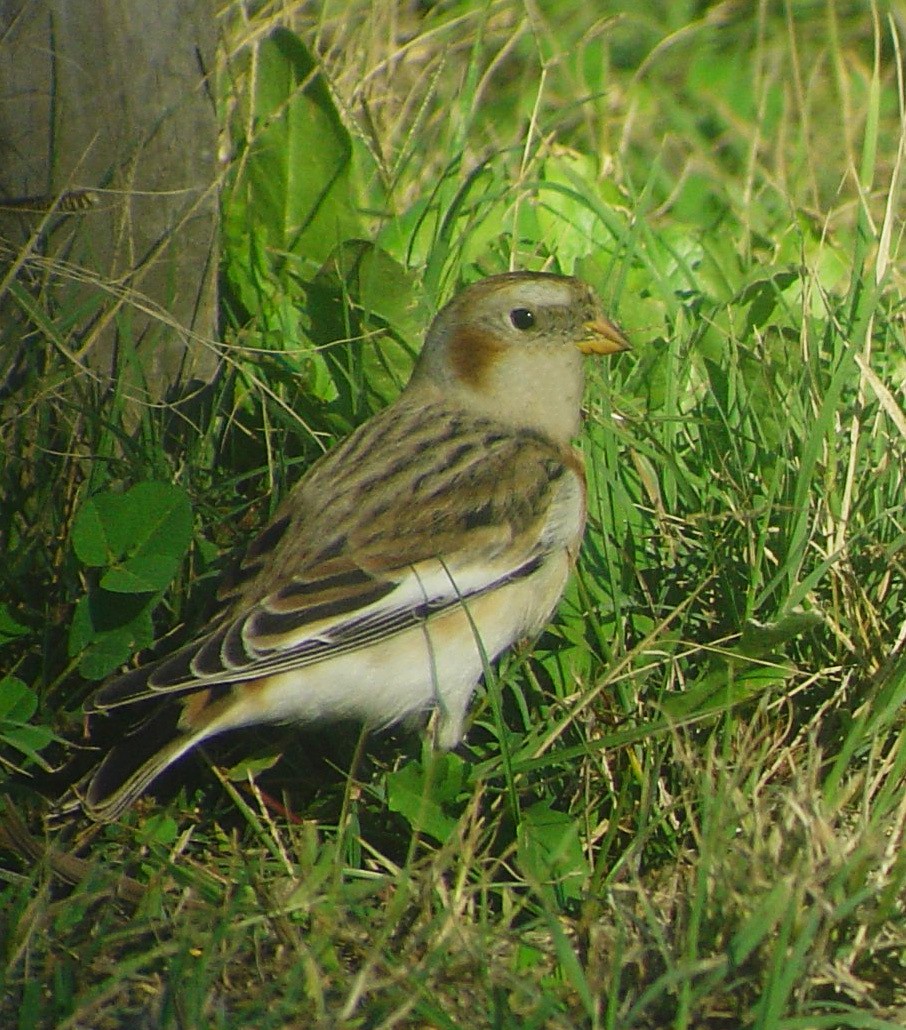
578 317 631 356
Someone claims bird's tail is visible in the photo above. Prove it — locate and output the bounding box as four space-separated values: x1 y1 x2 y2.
76 702 211 823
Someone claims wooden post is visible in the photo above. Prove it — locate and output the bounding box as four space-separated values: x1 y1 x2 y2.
0 0 220 400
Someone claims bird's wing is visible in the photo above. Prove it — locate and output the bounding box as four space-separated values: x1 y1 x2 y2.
88 402 585 711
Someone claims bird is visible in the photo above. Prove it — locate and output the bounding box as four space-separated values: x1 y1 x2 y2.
75 271 629 822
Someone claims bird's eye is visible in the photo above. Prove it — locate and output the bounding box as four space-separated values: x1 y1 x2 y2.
509 307 536 330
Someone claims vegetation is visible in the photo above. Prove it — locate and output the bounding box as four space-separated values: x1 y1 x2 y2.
2 1 905 1026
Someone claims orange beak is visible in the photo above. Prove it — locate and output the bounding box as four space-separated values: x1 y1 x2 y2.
578 317 631 356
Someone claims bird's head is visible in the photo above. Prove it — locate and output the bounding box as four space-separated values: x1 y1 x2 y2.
409 271 629 443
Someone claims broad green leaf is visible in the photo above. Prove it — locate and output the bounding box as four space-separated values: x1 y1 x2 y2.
71 494 115 566
2 723 55 767
0 677 56 769
739 610 823 657
0 605 29 648
68 592 156 680
659 657 796 722
225 751 282 782
0 676 37 722
70 483 193 620
306 242 425 412
123 482 193 557
72 482 193 581
386 752 470 844
137 813 181 847
536 147 627 270
244 28 359 265
516 799 589 905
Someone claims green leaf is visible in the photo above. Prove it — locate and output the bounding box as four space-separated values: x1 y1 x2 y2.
0 605 29 648
2 723 55 767
386 752 470 844
225 751 282 782
659 656 795 722
100 564 165 594
72 482 193 585
0 677 56 769
306 242 426 411
68 592 156 680
243 28 360 265
71 482 193 601
739 609 823 657
71 494 115 566
0 676 38 722
137 813 181 847
536 148 612 270
516 799 589 906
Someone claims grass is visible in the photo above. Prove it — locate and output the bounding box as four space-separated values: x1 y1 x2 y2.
2 0 906 1026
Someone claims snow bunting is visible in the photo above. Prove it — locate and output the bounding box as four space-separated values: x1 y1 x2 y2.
78 271 629 821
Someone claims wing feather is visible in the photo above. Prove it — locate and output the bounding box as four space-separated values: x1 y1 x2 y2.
88 397 583 713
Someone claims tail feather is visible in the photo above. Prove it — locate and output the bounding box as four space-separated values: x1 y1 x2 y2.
80 703 210 823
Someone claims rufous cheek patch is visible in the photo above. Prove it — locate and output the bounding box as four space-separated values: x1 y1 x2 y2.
448 326 506 388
